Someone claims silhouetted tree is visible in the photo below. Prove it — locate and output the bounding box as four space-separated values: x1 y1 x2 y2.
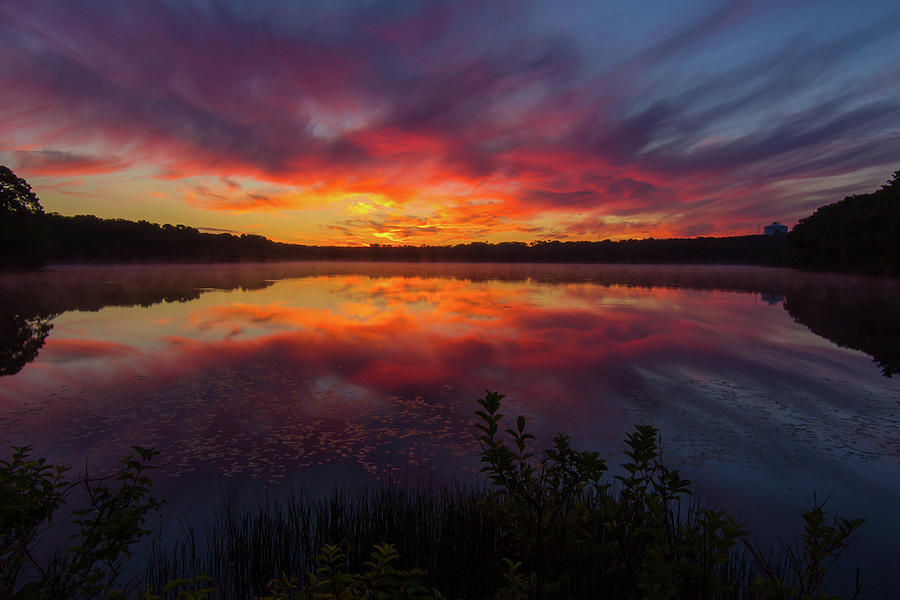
0 165 50 269
0 313 53 376
790 169 900 276
784 281 900 376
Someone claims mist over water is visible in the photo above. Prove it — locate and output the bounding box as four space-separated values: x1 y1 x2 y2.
1 262 898 596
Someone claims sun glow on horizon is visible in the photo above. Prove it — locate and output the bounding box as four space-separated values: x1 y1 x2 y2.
2 1 898 245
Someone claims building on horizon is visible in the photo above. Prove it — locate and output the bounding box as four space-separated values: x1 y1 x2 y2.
763 222 788 236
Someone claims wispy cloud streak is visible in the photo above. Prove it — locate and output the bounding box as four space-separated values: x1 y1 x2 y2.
2 0 898 242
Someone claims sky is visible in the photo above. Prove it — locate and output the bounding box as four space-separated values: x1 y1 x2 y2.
2 0 899 245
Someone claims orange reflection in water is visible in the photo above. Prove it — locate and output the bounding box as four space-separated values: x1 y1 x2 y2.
0 272 896 493
3 265 898 595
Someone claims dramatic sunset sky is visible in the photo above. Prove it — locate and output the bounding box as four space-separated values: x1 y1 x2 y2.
2 1 899 245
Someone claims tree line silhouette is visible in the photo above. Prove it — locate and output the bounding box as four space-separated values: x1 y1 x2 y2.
44 214 790 265
2 165 897 273
789 169 900 276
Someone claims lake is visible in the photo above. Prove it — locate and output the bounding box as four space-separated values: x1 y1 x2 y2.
1 262 898 596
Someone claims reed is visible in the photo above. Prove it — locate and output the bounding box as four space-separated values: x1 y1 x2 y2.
144 393 863 599
3 393 861 599
146 483 504 599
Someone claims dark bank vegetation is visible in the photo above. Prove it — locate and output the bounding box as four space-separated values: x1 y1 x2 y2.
0 166 50 270
789 170 900 276
2 393 865 600
4 164 898 274
1 445 162 600
42 213 788 266
1 164 784 269
782 280 900 377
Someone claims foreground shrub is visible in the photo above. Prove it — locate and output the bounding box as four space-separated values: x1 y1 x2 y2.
0 446 160 599
257 543 444 600
475 391 748 599
3 392 865 599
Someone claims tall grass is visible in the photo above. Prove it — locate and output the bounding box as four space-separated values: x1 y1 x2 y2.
3 393 864 599
146 482 770 599
147 483 505 599
144 393 863 599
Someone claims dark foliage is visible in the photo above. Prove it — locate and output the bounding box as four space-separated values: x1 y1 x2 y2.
0 313 53 377
789 170 900 276
0 166 50 269
39 211 790 266
783 279 900 376
142 393 864 600
43 214 288 264
6 164 900 276
2 394 866 599
47 214 784 266
0 446 161 599
147 484 498 600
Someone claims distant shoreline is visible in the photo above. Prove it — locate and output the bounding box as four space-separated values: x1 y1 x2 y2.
4 167 899 277
32 213 790 268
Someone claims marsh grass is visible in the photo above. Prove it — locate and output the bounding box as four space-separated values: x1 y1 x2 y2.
147 483 504 599
2 392 865 599
144 392 864 600
145 479 763 599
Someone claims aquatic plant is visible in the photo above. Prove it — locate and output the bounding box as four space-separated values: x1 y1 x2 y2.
474 391 747 599
147 483 500 599
2 392 865 599
0 445 161 599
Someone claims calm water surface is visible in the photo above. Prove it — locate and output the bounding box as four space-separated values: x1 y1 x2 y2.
1 263 898 595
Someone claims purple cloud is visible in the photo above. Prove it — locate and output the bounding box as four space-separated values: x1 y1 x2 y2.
1 0 898 239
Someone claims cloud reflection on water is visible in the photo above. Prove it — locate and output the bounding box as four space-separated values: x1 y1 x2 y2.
1 266 896 488
1 263 898 596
